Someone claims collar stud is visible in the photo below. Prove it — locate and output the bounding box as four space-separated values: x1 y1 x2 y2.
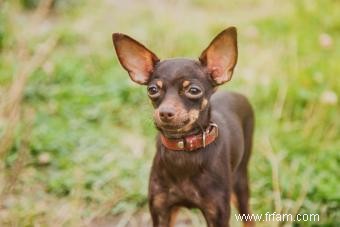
177 141 184 149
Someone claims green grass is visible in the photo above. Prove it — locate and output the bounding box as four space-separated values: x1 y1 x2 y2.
0 0 339 226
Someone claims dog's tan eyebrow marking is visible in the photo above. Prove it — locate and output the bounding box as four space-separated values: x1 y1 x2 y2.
201 98 208 110
182 80 190 88
156 80 163 88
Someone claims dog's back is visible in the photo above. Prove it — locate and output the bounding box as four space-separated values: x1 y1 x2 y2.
211 91 254 172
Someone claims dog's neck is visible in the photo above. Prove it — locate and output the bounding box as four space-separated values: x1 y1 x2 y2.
158 105 211 139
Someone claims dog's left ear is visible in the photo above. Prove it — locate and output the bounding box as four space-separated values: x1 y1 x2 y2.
112 33 160 85
199 27 238 85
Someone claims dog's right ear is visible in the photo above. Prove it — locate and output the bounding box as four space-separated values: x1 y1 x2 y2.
199 27 238 85
112 33 160 85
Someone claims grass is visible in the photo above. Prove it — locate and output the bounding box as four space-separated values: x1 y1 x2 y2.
0 0 339 226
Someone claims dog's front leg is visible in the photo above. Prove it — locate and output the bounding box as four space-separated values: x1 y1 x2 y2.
149 192 175 227
149 208 170 227
149 206 179 227
201 198 231 227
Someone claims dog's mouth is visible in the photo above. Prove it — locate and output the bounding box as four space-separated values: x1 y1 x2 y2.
153 109 200 137
155 118 200 139
157 123 199 139
156 118 191 131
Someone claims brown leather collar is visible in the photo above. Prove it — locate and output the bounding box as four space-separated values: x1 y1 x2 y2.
160 122 219 152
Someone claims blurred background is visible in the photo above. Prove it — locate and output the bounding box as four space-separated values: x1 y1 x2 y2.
0 0 339 226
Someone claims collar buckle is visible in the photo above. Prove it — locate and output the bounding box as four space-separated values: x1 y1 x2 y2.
202 131 206 148
210 122 218 138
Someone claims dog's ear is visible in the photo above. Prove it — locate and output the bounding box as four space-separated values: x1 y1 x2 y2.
199 27 238 85
112 33 160 85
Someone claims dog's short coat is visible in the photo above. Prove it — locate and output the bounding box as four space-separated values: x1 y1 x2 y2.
112 27 255 227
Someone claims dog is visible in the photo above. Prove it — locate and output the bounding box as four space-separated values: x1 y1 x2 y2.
112 27 255 227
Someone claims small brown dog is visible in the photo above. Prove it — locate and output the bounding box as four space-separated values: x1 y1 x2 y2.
112 27 254 227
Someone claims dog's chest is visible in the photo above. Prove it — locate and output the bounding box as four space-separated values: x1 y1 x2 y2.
168 178 202 205
161 148 205 174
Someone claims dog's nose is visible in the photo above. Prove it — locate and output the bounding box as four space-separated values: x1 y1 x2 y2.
159 108 175 122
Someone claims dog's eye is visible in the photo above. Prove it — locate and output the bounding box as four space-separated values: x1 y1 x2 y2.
147 85 160 97
185 85 203 98
189 87 201 95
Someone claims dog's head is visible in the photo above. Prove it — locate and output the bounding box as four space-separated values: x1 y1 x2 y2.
112 27 237 137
